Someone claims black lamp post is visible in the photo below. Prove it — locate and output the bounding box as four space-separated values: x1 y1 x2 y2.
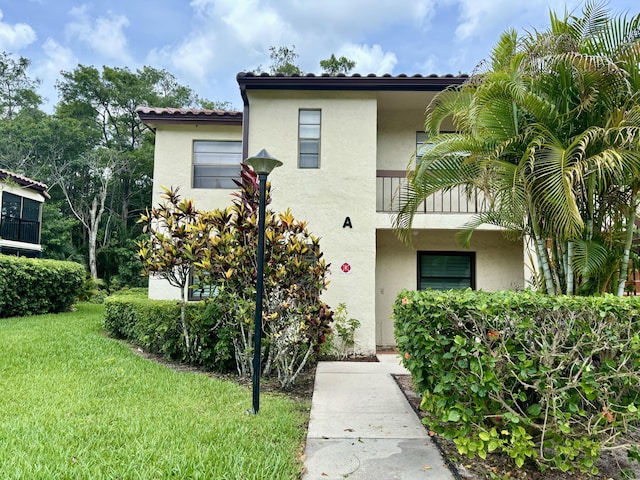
245 149 282 414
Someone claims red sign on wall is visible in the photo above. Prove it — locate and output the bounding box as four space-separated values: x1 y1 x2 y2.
340 262 351 274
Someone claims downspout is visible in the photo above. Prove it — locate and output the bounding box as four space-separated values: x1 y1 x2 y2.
239 81 250 160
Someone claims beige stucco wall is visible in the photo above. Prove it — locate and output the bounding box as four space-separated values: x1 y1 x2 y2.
151 123 242 209
376 95 457 171
377 105 425 171
246 90 379 354
148 122 242 300
375 229 525 347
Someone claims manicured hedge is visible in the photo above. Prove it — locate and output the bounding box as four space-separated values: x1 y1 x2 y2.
394 289 640 474
104 293 234 371
0 254 85 318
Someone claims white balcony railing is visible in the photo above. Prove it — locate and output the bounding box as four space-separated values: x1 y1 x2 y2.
376 170 487 214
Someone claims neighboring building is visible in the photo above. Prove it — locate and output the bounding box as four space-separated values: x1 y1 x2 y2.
0 168 49 258
137 73 528 354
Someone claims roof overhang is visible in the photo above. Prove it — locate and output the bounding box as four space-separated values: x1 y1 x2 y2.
136 107 243 129
0 169 49 198
237 71 467 98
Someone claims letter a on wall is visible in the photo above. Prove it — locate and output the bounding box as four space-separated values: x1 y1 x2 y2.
343 217 353 228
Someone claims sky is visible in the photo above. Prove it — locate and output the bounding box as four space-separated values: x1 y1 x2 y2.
1 0 638 112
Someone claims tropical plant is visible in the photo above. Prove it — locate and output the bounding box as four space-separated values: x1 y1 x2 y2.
137 186 210 353
333 303 360 359
195 165 333 386
395 1 640 296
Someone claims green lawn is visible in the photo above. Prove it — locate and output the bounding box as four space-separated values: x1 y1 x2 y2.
0 304 309 479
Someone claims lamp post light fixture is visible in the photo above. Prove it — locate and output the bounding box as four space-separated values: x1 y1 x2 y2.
245 149 282 414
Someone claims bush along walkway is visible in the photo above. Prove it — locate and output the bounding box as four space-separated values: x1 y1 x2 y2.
302 354 453 479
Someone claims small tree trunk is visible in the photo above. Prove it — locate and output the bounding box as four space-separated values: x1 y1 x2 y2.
179 283 191 353
617 187 638 296
566 241 575 295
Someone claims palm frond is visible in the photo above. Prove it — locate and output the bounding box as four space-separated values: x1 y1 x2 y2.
572 238 610 276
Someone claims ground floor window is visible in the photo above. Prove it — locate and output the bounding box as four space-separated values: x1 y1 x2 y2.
418 251 475 290
188 272 217 301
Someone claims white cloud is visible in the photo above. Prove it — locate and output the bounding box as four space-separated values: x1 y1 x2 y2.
65 6 132 62
148 35 216 83
336 44 397 75
0 9 37 51
38 38 77 78
266 0 436 34
154 0 426 83
32 39 78 109
452 0 584 41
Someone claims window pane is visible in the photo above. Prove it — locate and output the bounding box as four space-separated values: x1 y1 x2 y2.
22 199 41 222
416 131 433 158
194 152 243 165
299 154 319 169
1 192 21 218
194 175 238 189
194 141 242 154
194 165 241 177
299 140 319 154
299 125 320 138
299 110 320 124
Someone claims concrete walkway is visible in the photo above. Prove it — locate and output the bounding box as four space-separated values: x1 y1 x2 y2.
302 354 454 479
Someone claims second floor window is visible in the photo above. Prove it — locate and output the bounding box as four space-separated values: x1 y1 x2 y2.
193 140 242 189
1 192 42 244
299 109 321 168
416 131 432 159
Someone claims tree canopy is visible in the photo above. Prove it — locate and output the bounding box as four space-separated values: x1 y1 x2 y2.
0 55 223 285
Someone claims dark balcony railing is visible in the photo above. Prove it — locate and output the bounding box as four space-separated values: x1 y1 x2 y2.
376 170 487 214
0 217 40 244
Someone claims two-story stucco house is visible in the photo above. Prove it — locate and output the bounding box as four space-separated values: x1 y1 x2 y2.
137 73 528 354
0 168 49 258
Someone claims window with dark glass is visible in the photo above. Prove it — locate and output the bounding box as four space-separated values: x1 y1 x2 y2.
0 192 41 244
418 252 475 290
1 192 21 218
188 272 217 301
193 140 242 189
416 131 435 164
299 109 321 168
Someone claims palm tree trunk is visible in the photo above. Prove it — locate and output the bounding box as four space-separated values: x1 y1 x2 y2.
566 240 575 295
530 213 556 295
617 186 638 296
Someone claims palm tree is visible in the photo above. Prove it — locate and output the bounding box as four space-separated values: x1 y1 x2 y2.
395 1 640 295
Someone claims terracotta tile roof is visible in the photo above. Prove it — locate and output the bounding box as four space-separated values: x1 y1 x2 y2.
135 106 243 126
0 168 49 198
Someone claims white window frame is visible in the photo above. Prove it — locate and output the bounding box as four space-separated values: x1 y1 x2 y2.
193 140 243 189
298 109 321 169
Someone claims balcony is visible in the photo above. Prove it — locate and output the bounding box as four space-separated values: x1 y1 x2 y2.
0 217 41 244
376 170 487 214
